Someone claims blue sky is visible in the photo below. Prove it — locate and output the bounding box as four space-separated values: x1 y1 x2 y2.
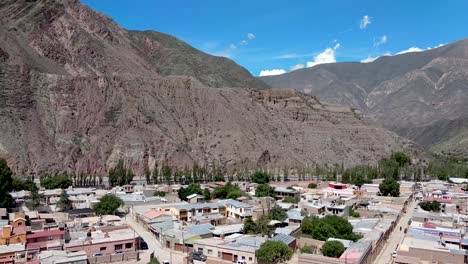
81 0 468 76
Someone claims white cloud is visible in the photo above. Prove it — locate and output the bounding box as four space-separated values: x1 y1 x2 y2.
259 69 286 77
360 15 371 29
361 56 379 63
396 47 424 55
374 35 387 47
240 40 248 46
247 33 256 40
290 64 305 71
306 43 340 68
229 44 237 49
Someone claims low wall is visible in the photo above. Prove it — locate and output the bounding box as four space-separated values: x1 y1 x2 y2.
299 253 343 264
298 237 325 250
88 251 139 264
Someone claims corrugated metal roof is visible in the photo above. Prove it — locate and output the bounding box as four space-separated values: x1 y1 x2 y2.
271 234 295 245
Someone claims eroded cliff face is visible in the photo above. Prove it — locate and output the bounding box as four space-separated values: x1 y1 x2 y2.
0 0 422 175
260 39 468 158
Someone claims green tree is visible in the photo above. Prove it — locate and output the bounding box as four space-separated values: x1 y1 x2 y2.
162 165 172 184
40 174 73 189
379 177 400 197
212 182 243 199
321 241 345 258
391 152 411 167
0 159 14 208
203 188 212 201
144 164 151 184
419 201 441 212
57 190 72 211
153 191 166 197
93 194 123 215
307 183 317 189
178 183 202 200
152 164 159 184
269 205 288 221
379 158 400 180
251 171 270 184
301 215 361 242
108 160 134 187
256 241 293 264
283 196 300 203
255 184 275 198
242 217 257 234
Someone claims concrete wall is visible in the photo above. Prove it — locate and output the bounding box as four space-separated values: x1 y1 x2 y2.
298 254 343 264
88 251 139 264
398 247 465 264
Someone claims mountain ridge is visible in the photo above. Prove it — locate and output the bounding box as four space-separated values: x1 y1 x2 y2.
0 0 422 175
260 39 468 158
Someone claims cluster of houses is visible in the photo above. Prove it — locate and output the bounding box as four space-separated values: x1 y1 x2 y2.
4 176 468 264
0 209 139 264
392 179 468 264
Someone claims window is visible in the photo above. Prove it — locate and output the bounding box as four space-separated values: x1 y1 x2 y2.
100 247 106 251
115 244 123 250
207 249 213 255
198 209 202 213
125 243 133 249
198 248 203 252
218 252 222 258
249 257 253 261
48 236 53 240
242 256 245 260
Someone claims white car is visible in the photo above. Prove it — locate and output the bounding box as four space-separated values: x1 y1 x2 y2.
392 251 397 258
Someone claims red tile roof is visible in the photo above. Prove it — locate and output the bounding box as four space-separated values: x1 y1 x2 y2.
142 209 169 220
26 229 64 239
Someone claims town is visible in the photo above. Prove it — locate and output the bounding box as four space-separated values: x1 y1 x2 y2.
1 156 468 264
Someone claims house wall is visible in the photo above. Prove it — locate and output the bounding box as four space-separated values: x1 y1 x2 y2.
65 238 137 256
398 247 465 264
194 243 256 263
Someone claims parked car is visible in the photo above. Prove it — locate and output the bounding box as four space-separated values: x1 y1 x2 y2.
191 252 207 261
112 250 124 255
162 261 170 264
92 253 104 257
392 251 397 258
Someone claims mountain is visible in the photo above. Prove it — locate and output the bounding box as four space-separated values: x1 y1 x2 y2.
260 40 468 158
0 0 420 175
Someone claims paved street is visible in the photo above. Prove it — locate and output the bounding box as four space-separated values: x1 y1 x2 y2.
124 216 186 264
374 199 417 264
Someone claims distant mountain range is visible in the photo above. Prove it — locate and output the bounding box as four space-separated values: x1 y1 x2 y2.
0 0 420 175
260 39 468 158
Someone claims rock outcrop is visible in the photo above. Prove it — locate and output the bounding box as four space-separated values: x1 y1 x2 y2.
0 0 421 175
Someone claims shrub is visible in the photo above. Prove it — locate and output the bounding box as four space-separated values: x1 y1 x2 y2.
308 183 317 189
322 241 345 258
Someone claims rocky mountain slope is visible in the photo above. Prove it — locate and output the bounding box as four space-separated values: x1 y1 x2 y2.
260 40 468 158
0 0 420 175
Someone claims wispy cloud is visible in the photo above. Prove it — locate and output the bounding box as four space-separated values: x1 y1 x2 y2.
374 35 387 47
259 69 286 77
212 33 257 58
306 43 340 68
273 53 314 59
360 15 371 29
